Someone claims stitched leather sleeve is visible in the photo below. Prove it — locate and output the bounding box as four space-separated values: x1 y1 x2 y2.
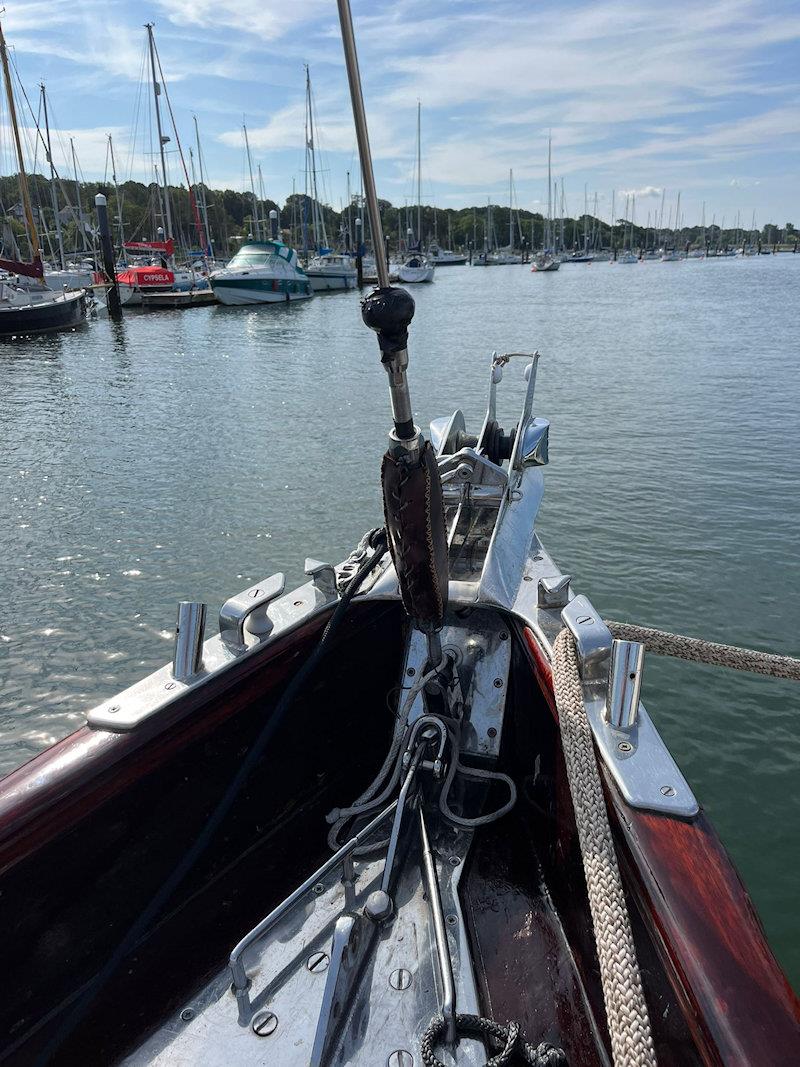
381 441 449 626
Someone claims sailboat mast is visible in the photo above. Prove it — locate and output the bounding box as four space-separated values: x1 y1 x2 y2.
40 84 65 269
420 100 426 245
306 67 327 249
508 168 513 249
546 135 552 249
243 121 260 239
193 115 211 255
108 134 125 253
146 23 173 243
0 22 42 272
70 138 88 254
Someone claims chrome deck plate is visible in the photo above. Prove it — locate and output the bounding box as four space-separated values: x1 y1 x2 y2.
124 822 483 1066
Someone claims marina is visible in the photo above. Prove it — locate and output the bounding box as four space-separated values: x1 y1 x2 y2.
0 1 798 1064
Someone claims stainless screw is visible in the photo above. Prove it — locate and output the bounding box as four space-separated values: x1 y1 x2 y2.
499 631 509 641
164 681 176 691
618 741 633 753
660 785 677 797
388 1052 414 1067
389 968 412 990
312 882 325 895
307 951 330 973
449 856 460 867
406 667 416 677
493 677 503 689
107 704 120 714
180 1008 194 1022
446 913 458 926
252 1010 278 1037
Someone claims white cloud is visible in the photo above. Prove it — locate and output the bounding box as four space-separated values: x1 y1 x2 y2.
153 0 326 42
620 186 663 198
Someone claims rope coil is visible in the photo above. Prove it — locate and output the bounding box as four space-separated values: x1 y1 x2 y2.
420 1013 566 1067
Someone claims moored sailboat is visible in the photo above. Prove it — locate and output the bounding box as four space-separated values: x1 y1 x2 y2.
0 23 87 336
532 135 560 272
397 103 435 284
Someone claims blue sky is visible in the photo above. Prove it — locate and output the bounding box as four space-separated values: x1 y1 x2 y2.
2 0 799 226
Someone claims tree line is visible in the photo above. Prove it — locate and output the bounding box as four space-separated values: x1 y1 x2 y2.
0 173 794 261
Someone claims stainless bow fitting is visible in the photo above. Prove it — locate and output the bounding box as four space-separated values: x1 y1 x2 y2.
172 602 206 682
561 595 698 816
219 572 286 649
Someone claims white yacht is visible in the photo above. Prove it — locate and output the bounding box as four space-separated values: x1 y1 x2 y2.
531 252 560 272
397 252 435 284
305 252 358 291
210 241 312 305
428 244 467 266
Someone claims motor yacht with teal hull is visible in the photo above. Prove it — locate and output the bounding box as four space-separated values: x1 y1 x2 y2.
210 241 312 305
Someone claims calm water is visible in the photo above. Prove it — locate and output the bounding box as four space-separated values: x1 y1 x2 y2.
1 255 798 984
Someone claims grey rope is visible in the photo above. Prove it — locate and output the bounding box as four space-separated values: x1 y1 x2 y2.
421 1013 566 1067
606 620 800 681
552 629 657 1067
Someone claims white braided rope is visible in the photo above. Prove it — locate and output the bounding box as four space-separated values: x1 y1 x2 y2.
552 628 657 1067
606 620 800 681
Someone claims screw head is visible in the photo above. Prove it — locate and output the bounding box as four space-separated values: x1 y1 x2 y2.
389 967 412 990
388 1052 414 1067
660 785 677 797
406 667 416 677
312 882 325 895
164 681 177 691
307 951 330 973
493 677 504 689
499 631 509 641
449 855 460 867
252 1010 278 1036
180 1007 194 1022
617 741 633 753
446 913 458 926
107 704 120 714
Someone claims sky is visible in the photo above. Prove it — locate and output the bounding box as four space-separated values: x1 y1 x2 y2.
1 0 799 227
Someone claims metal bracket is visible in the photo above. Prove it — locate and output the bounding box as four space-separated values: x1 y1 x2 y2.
561 595 698 817
219 573 286 650
538 574 571 609
305 559 338 599
310 912 373 1067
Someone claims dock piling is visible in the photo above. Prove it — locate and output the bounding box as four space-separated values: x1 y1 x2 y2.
95 193 122 318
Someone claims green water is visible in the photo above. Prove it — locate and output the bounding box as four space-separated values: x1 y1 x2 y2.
1 254 798 985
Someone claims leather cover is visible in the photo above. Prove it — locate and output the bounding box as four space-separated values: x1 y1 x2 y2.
381 441 449 626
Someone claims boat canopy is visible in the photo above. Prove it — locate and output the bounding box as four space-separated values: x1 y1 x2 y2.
229 241 301 270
